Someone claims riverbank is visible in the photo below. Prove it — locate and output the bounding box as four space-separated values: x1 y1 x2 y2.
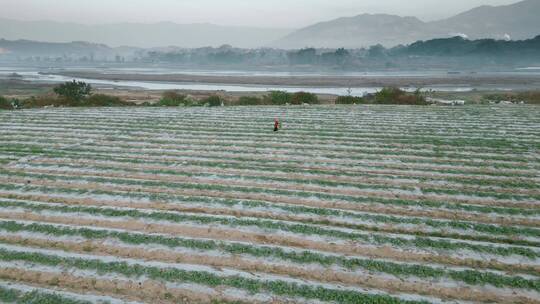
1 78 538 108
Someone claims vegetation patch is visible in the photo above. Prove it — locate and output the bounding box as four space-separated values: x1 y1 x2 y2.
0 96 13 110
335 95 365 104
368 87 428 105
0 285 91 304
291 91 319 105
484 91 540 104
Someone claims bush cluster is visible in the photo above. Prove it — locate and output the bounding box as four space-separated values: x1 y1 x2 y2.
53 80 92 102
156 92 223 107
371 87 428 105
484 91 540 104
0 96 12 110
291 91 319 105
265 91 292 105
335 95 365 104
335 88 427 105
204 95 223 107
156 91 190 106
263 91 319 105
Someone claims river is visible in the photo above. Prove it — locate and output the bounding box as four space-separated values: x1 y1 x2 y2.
2 66 539 96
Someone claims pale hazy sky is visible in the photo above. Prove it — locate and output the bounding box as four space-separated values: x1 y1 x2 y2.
0 0 523 28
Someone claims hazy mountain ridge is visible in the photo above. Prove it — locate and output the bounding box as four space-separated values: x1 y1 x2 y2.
432 0 540 39
274 0 540 48
0 0 538 50
0 18 292 48
277 14 430 49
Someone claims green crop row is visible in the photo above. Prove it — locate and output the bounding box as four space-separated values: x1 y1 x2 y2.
3 127 535 163
3 167 540 243
0 285 93 304
2 136 538 180
0 247 429 304
62 139 537 171
0 186 536 249
22 151 540 190
4 128 535 167
3 169 537 217
38 143 540 178
5 119 536 145
22 160 540 204
9 162 538 238
6 116 536 139
0 200 538 259
1 220 539 281
2 142 539 191
3 136 536 174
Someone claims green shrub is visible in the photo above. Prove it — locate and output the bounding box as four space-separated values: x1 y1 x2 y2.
11 98 21 109
0 96 12 110
204 95 223 107
85 94 128 106
53 80 92 102
237 96 264 106
265 91 292 105
373 87 428 105
291 91 318 105
157 91 187 106
336 95 365 104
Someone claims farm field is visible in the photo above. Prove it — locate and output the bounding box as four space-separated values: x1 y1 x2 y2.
0 105 539 304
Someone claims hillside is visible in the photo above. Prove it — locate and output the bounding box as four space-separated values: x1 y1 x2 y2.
0 19 292 48
0 39 142 62
273 14 432 49
273 0 540 49
432 0 540 40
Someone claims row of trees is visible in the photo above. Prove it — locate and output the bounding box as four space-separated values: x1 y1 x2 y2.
141 35 540 69
143 45 384 67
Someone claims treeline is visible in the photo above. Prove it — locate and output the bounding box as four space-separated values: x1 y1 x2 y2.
396 35 540 57
142 35 540 69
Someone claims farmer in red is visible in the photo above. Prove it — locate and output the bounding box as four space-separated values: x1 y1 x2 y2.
274 118 280 132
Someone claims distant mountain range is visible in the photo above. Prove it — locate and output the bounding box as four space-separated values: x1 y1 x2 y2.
274 0 540 48
0 39 112 56
0 38 139 61
0 0 538 49
0 19 292 48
